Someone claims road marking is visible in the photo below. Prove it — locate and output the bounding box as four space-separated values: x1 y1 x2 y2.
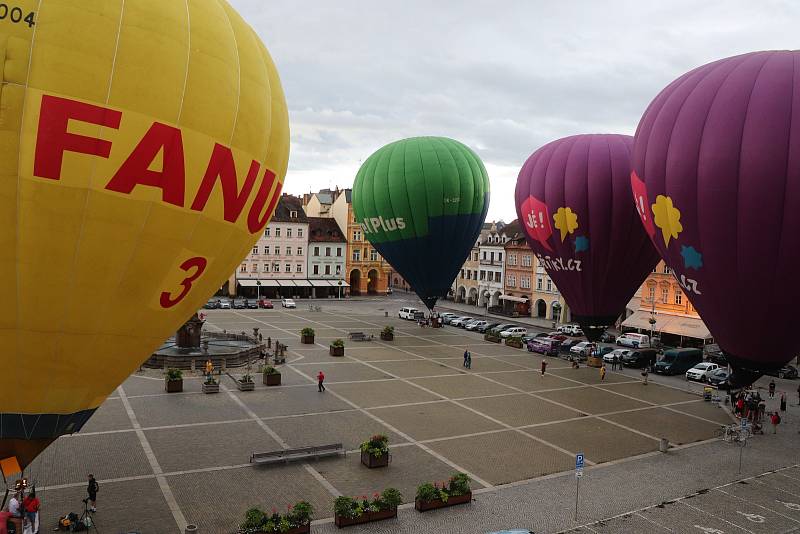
679 500 756 534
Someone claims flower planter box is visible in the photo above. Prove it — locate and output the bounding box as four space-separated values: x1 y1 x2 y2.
483 334 501 343
505 338 523 349
330 346 344 357
334 508 397 528
237 380 255 391
202 382 220 394
361 450 389 468
263 373 282 386
415 491 472 512
165 379 183 393
283 524 310 534
380 333 394 341
301 335 315 344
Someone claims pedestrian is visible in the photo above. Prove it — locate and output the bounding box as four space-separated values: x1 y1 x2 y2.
23 487 39 527
600 365 606 381
541 359 547 376
736 395 745 418
781 392 787 415
317 371 325 392
465 352 472 369
642 367 649 386
769 379 776 399
6 490 22 533
770 411 781 434
87 474 98 512
611 355 618 371
463 349 469 368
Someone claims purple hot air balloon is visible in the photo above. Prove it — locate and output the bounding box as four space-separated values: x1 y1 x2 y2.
515 134 661 341
632 50 800 386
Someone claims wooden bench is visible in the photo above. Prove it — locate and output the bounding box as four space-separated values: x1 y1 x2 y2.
250 443 344 465
348 332 373 341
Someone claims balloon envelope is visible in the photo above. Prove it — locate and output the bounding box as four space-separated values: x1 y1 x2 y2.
515 134 660 340
0 0 289 467
632 50 800 381
352 137 490 309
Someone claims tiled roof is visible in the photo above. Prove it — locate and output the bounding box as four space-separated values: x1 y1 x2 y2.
271 194 308 222
308 217 346 242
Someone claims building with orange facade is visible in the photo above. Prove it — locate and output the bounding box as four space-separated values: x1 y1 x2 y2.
621 260 712 347
500 221 533 316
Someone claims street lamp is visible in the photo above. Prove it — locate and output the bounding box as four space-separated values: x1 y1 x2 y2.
337 280 342 300
256 280 261 302
552 302 562 328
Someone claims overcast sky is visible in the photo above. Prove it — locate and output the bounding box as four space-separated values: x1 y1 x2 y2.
230 0 797 221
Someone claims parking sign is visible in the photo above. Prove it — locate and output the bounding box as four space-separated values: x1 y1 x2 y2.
576 453 584 470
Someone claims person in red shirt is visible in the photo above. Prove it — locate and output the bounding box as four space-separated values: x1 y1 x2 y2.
540 360 547 376
736 396 745 417
317 371 325 392
23 488 40 527
770 411 781 434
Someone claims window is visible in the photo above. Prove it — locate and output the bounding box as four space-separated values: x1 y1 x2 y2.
335 265 342 275
662 287 669 303
353 249 361 261
480 270 485 281
353 230 362 241
297 247 303 255
287 228 293 238
252 245 258 254
272 262 280 271
537 277 542 290
296 264 302 273
675 291 682 305
494 272 501 283
508 275 516 287
314 246 320 256
522 255 531 267
286 247 292 256
264 246 270 255
298 229 303 238
663 265 671 274
521 276 531 289
460 269 465 279
370 249 378 261
313 265 319 275
264 228 270 237
482 251 486 260
508 254 517 266
261 263 269 272
490 252 495 262
648 286 656 301
336 247 342 257
289 210 298 218
325 246 331 257
546 279 552 292
284 263 291 273
498 252 503 262
275 228 281 237
251 264 257 273
324 265 331 275
239 264 247 272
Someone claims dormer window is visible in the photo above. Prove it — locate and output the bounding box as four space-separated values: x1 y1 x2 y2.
290 210 298 218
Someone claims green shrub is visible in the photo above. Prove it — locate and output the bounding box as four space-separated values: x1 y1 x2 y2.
331 338 345 348
263 366 279 375
300 327 315 337
166 368 182 381
360 434 389 457
382 326 394 335
381 488 403 508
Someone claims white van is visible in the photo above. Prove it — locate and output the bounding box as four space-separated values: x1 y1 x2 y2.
398 307 419 320
617 333 650 348
558 324 584 336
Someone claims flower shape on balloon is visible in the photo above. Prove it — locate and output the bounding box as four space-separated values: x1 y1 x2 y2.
553 207 579 242
651 195 683 247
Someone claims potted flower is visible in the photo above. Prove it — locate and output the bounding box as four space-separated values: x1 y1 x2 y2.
415 473 472 512
360 434 390 468
380 326 394 341
330 338 345 357
505 335 523 349
483 329 501 343
333 488 402 528
237 374 255 392
301 327 315 344
165 368 183 393
263 365 281 386
202 373 220 394
237 501 313 534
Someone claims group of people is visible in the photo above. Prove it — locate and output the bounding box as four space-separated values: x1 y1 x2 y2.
1 483 39 534
733 385 786 434
462 350 472 369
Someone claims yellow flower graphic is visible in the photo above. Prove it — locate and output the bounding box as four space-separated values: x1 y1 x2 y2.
552 207 579 242
651 195 683 247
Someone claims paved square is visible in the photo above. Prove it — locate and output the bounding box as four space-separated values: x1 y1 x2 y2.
460 393 583 427
330 379 441 407
538 386 651 415
410 374 518 398
605 407 720 445
369 401 504 440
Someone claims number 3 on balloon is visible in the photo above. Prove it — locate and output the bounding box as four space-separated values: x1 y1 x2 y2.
160 256 208 308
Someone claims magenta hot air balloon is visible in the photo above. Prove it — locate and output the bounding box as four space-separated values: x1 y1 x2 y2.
515 134 660 340
631 50 800 386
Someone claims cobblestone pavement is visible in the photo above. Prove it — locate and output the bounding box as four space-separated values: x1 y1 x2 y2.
14 297 799 533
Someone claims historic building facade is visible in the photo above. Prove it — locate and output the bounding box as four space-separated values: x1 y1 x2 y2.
307 217 347 298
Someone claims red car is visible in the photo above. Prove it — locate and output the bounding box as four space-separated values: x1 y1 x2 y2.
258 298 274 309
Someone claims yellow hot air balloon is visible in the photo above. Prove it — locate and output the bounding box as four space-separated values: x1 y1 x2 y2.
0 0 289 469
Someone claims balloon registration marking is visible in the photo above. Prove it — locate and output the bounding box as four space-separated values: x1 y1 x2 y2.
536 254 582 272
736 511 765 523
553 206 579 242
0 3 35 26
651 194 683 247
160 257 208 309
694 527 724 534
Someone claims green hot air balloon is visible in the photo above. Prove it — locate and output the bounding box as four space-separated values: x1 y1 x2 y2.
353 137 490 309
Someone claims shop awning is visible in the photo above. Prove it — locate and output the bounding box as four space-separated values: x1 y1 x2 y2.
293 280 312 287
661 316 712 340
277 280 297 287
327 280 349 287
309 280 330 287
237 279 280 287
621 309 675 332
499 294 528 303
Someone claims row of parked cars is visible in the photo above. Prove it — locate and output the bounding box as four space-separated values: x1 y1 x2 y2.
203 297 299 310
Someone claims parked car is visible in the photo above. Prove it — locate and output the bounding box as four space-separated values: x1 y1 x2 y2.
570 341 596 357
463 319 482 330
233 298 247 309
617 333 650 348
653 348 703 375
246 299 258 309
622 348 659 368
558 324 584 336
527 337 561 356
765 364 799 379
703 343 728 365
258 298 274 309
218 298 232 309
399 307 420 319
547 332 568 341
466 320 488 331
450 316 474 327
603 348 630 364
686 362 720 382
559 338 582 352
203 298 219 309
489 323 515 334
478 322 501 333
600 332 616 343
281 298 297 309
500 326 527 338
439 312 459 324
708 368 733 389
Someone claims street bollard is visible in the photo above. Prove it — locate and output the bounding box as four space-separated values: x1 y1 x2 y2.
658 438 669 452
185 524 198 533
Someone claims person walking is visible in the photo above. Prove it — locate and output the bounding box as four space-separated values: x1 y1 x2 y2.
465 351 472 369
611 355 617 371
463 349 470 368
781 392 787 415
736 395 745 418
87 474 99 512
770 411 781 434
769 379 776 399
23 487 39 528
541 359 547 376
600 365 606 381
641 367 649 386
317 371 325 392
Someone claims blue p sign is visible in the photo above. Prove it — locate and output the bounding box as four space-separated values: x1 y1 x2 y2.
576 453 584 470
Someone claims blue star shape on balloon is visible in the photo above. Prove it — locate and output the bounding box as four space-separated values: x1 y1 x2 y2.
681 245 703 270
574 235 589 253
